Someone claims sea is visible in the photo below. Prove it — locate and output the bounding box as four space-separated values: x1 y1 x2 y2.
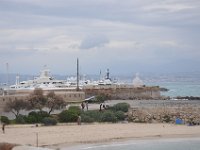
122 72 200 97
144 75 200 97
61 138 200 150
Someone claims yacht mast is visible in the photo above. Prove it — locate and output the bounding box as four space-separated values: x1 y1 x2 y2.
6 62 9 86
6 62 9 95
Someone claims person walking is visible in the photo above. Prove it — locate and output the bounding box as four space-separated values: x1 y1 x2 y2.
2 123 5 134
99 103 102 111
81 102 85 111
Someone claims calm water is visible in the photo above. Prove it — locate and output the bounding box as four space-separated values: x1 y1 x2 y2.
62 138 200 150
146 81 200 97
144 73 200 97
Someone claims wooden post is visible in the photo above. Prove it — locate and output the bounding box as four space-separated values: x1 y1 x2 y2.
36 132 38 147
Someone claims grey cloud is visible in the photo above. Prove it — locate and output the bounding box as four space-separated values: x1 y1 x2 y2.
1 0 200 28
0 0 200 74
80 35 109 49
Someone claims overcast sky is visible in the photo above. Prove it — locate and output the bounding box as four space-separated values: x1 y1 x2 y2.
0 0 200 75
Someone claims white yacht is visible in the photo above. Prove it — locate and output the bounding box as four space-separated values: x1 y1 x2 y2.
10 69 72 90
8 68 123 92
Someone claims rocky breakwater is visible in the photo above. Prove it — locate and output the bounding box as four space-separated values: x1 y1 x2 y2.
128 106 200 125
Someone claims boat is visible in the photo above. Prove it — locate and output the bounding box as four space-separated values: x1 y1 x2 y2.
9 69 72 90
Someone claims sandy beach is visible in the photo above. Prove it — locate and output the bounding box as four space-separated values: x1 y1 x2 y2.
0 123 200 149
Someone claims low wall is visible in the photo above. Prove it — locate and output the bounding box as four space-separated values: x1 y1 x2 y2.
0 91 85 114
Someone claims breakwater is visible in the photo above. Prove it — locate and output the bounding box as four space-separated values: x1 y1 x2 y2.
128 100 200 125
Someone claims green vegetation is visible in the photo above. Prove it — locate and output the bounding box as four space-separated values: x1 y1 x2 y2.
42 117 57 126
0 116 10 124
110 102 130 112
25 111 50 123
115 111 126 121
15 115 26 124
101 111 117 123
58 106 81 122
80 114 94 123
81 110 102 122
3 90 130 125
4 102 129 124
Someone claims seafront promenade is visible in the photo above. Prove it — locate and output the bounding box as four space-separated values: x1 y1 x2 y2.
1 99 200 149
0 123 200 149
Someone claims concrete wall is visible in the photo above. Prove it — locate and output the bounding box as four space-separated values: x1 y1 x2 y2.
83 85 161 100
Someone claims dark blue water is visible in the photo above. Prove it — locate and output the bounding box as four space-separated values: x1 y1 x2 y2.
62 138 200 150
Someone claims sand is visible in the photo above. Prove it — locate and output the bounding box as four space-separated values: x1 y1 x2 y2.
0 123 200 149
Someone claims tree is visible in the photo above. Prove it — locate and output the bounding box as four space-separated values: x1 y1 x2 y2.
46 91 66 114
28 88 47 111
4 98 28 118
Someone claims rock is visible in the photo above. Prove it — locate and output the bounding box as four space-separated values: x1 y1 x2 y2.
0 143 18 150
13 146 52 150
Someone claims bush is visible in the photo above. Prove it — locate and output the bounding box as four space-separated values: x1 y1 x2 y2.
42 117 57 126
82 110 102 122
115 111 126 121
28 111 50 123
37 111 50 121
0 116 10 124
111 103 130 112
101 111 117 123
81 114 94 123
68 106 81 115
59 109 79 122
28 111 38 117
15 115 26 124
24 115 38 124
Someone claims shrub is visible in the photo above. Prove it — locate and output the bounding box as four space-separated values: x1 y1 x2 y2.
101 111 117 123
42 117 57 126
15 115 26 124
111 103 130 112
81 114 94 123
24 115 38 124
37 111 49 118
59 109 79 122
115 111 126 121
28 111 50 123
0 116 10 124
28 111 38 117
68 106 81 115
82 110 102 122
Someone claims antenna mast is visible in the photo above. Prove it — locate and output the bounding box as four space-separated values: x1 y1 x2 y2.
76 58 79 91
